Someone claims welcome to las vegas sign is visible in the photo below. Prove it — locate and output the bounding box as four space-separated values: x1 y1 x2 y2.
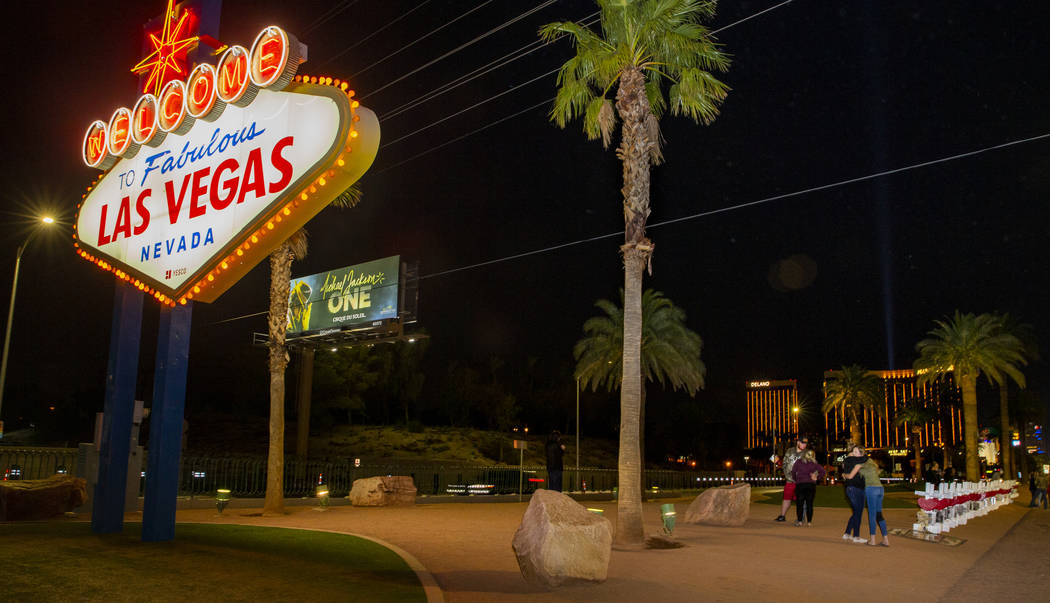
75 24 379 305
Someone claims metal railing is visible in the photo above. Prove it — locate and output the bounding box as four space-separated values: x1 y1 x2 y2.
4 447 752 498
0 446 78 480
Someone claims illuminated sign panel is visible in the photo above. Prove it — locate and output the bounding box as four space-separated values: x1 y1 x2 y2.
288 256 400 336
75 25 380 305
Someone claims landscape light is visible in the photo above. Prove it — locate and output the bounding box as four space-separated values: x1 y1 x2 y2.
316 484 330 509
586 508 604 515
216 489 231 514
661 503 677 535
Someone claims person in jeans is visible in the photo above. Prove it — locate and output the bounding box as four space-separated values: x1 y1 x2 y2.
790 449 825 526
840 445 868 543
776 436 809 522
844 456 889 546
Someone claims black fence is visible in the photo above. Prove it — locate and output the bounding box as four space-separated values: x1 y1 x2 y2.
3 447 780 498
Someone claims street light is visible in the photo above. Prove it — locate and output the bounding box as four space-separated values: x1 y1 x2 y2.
0 216 55 430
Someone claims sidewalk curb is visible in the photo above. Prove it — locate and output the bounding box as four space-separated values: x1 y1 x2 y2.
185 521 444 603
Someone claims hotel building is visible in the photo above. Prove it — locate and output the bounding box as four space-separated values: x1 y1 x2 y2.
745 379 799 449
822 368 963 451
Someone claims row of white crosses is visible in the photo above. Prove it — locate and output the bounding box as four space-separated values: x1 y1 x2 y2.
914 479 1018 534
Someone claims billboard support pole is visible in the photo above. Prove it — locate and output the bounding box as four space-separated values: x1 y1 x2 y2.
142 302 193 542
92 281 144 534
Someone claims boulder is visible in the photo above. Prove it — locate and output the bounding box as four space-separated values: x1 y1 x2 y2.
0 474 88 521
511 489 612 589
348 476 417 506
683 482 751 526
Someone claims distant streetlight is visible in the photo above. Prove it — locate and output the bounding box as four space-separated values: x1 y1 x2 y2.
0 216 55 427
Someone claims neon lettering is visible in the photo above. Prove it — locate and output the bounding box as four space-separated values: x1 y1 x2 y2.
269 136 294 193
165 174 191 224
188 166 211 219
113 196 132 240
237 147 266 204
134 189 151 236
210 158 239 210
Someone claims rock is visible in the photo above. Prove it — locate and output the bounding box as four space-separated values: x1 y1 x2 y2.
683 482 751 526
348 476 417 506
511 489 612 589
0 474 88 521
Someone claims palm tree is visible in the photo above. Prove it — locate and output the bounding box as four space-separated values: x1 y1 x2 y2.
822 365 884 448
992 313 1037 479
263 185 363 516
914 311 1027 482
543 0 729 546
894 398 935 481
574 289 705 503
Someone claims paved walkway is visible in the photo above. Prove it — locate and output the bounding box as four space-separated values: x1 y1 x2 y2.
168 494 1041 602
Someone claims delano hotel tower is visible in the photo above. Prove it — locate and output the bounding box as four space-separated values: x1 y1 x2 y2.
745 379 799 449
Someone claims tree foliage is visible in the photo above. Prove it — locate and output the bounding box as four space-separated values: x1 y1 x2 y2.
573 289 705 395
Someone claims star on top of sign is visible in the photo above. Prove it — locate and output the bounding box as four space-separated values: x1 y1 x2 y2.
131 0 199 97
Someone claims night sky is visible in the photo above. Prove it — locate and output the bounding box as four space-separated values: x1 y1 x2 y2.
1 1 1047 444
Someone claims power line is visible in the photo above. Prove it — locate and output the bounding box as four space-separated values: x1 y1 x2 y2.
319 1 434 69
216 129 1050 323
380 68 559 148
302 0 361 37
380 11 600 121
350 1 495 81
710 0 794 35
361 0 561 101
374 0 793 171
418 132 1050 280
376 97 553 175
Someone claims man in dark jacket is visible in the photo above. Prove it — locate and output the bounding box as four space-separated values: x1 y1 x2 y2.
545 431 565 492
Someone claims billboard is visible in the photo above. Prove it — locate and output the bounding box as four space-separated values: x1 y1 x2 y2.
288 256 400 335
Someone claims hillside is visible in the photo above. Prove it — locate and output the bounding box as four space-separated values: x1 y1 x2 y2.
184 413 619 467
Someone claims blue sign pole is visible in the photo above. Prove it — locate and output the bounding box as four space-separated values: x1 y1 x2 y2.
92 281 144 534
142 301 193 542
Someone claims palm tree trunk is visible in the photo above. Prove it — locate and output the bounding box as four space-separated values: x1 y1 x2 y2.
913 434 922 482
264 242 295 515
639 381 646 499
961 376 979 482
850 413 863 450
614 67 653 548
999 384 1011 478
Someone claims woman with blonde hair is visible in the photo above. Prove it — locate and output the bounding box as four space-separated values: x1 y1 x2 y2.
790 449 825 526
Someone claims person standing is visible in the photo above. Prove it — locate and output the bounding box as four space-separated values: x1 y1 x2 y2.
1029 471 1042 507
1035 471 1049 510
844 457 889 546
790 449 826 526
840 445 868 543
545 431 566 492
776 436 809 522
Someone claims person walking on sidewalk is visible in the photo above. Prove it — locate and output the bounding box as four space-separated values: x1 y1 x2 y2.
840 444 868 543
545 431 566 492
844 456 889 546
791 449 826 526
776 436 809 522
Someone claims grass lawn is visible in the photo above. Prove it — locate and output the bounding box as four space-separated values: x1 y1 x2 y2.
752 484 919 509
0 521 424 602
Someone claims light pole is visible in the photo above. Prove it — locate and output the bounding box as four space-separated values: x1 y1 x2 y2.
0 216 54 429
575 377 580 470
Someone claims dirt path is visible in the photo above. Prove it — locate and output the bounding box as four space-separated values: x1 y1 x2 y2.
170 495 1035 602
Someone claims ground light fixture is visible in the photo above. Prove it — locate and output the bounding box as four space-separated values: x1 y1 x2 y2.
587 508 604 515
661 503 677 535
316 484 330 510
216 489 231 514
